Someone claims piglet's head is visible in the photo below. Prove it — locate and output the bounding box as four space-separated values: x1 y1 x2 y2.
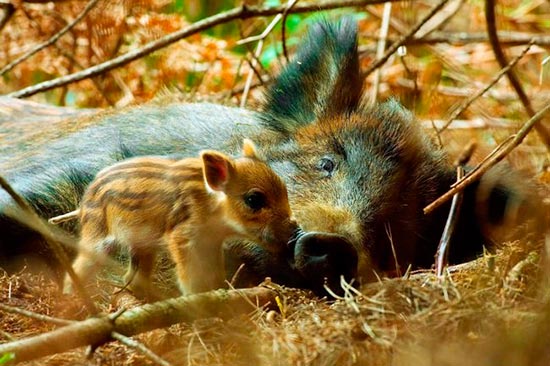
201 139 298 253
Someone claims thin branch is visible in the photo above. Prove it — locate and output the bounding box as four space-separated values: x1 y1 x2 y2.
396 77 550 102
369 1 392 105
0 303 73 326
0 287 276 364
485 0 550 149
228 74 269 98
437 40 535 133
241 34 273 83
238 13 283 108
238 13 282 45
362 0 450 79
0 176 97 315
0 330 15 342
240 39 265 108
22 6 113 104
450 134 515 188
360 31 550 46
48 209 79 225
7 0 396 99
453 140 477 168
0 0 100 76
414 0 464 39
424 100 550 214
435 166 465 278
281 0 299 64
229 263 247 288
385 222 400 277
111 332 173 366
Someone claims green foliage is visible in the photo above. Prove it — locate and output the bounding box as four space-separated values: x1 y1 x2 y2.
0 353 15 365
164 0 185 14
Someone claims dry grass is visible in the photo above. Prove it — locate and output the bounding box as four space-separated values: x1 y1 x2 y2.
1 235 549 365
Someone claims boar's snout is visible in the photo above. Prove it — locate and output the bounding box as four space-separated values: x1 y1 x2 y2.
292 232 358 296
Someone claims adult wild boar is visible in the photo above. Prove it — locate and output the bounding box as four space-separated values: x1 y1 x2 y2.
0 19 527 295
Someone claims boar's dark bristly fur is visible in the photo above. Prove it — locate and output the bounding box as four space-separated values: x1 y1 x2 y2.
0 18 534 296
261 19 363 134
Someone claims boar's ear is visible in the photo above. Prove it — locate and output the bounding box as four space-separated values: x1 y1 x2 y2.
261 17 363 135
201 150 233 192
241 138 260 159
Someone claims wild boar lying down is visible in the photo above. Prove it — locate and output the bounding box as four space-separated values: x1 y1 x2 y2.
0 19 534 296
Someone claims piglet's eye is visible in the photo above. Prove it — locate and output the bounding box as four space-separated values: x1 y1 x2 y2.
244 190 267 212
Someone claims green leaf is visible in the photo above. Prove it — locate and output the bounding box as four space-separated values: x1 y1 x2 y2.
0 353 15 365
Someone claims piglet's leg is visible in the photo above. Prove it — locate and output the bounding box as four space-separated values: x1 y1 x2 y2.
124 244 158 301
64 236 115 295
168 228 225 295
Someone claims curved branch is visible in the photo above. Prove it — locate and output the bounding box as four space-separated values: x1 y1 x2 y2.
485 0 550 149
362 0 450 79
437 40 535 133
424 100 550 214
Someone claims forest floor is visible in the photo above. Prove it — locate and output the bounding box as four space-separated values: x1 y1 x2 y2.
2 1 550 365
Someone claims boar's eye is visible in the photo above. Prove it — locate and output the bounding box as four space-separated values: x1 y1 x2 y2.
244 190 267 212
317 156 336 177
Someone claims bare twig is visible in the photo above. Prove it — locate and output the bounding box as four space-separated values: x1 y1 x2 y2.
0 303 73 326
9 1 113 104
0 287 276 364
362 0 450 79
0 0 100 76
48 209 79 225
453 140 477 167
238 13 283 107
435 166 465 277
431 119 444 149
7 0 396 99
0 329 15 342
228 74 269 97
369 1 392 105
0 176 97 315
414 0 464 38
229 263 246 287
396 77 550 103
245 45 270 83
424 100 550 214
281 0 299 64
238 13 282 45
385 222 400 277
450 134 515 188
111 332 173 366
485 0 550 149
240 41 266 107
360 31 550 46
437 40 536 133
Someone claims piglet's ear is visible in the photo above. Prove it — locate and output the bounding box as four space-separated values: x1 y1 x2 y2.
242 138 259 159
201 151 232 192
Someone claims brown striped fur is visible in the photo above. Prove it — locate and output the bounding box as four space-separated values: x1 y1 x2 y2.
65 139 296 298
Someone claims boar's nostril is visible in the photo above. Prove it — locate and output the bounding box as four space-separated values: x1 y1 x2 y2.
294 232 358 296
